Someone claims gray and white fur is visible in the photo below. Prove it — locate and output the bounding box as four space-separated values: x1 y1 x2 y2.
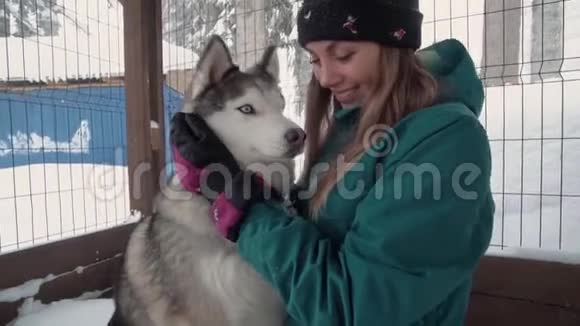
109 35 305 326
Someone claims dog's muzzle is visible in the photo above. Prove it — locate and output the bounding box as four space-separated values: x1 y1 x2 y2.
284 128 306 157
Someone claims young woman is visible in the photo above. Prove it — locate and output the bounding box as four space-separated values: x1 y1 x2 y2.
171 0 495 324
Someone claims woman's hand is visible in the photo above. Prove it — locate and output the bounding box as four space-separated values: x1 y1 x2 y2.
210 170 281 241
169 112 280 241
170 112 241 196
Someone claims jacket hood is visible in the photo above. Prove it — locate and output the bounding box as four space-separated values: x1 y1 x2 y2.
416 38 484 117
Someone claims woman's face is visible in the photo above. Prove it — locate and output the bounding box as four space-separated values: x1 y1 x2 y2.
306 40 382 108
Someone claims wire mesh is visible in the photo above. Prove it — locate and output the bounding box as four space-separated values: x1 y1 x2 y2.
2 0 576 257
161 0 579 258
436 0 579 254
0 0 130 253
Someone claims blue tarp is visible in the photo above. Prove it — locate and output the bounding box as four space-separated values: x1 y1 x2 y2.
0 85 183 169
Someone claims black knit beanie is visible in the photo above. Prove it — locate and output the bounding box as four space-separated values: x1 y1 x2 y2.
297 0 423 50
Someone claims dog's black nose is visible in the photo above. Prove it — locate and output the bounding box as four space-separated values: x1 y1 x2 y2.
285 128 306 145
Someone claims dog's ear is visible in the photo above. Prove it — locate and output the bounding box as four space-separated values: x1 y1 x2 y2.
183 35 235 112
258 46 279 82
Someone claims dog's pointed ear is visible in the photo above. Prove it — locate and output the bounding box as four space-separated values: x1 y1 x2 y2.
183 35 234 112
259 46 279 82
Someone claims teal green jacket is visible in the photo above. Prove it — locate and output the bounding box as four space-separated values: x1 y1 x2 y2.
236 38 495 326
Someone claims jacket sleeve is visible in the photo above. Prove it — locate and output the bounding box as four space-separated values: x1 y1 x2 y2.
236 116 494 325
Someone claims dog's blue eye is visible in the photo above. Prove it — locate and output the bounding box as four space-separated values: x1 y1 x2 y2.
237 105 255 114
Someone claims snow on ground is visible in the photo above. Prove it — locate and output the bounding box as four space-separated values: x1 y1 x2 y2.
483 83 580 252
0 275 55 303
487 246 580 265
0 272 114 325
9 298 114 326
0 163 132 253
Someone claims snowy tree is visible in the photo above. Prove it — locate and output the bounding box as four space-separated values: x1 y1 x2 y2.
264 0 292 46
264 0 310 116
162 0 236 54
0 0 80 38
161 0 311 116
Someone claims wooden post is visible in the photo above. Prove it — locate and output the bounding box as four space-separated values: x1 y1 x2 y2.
123 0 165 217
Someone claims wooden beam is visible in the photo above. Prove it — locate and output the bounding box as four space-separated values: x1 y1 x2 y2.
472 255 580 310
123 0 165 217
466 293 580 326
0 223 135 325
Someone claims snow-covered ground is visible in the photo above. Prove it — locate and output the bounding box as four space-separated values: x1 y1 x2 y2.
0 163 131 252
1 278 114 326
10 298 114 326
483 84 580 252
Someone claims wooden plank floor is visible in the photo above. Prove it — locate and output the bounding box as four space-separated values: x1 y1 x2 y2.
1 231 579 325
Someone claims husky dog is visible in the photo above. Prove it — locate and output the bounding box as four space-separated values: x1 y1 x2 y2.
109 35 305 326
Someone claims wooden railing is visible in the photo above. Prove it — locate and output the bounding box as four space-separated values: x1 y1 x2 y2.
2 234 579 325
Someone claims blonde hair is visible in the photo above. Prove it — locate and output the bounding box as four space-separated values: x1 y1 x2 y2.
301 46 438 218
